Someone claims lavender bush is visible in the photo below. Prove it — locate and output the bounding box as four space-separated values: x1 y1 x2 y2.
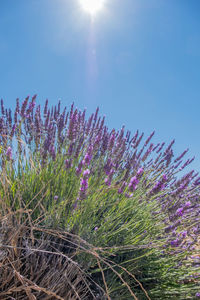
0 96 199 299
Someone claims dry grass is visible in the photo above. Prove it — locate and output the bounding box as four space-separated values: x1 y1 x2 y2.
0 214 106 300
0 211 146 300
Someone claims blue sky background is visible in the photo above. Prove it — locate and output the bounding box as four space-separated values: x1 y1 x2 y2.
0 0 200 170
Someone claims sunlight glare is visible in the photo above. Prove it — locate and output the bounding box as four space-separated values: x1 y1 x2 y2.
79 0 105 15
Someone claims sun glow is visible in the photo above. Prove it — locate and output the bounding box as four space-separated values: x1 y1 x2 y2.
79 0 105 15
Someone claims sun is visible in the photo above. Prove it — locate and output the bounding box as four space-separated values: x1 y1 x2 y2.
79 0 105 15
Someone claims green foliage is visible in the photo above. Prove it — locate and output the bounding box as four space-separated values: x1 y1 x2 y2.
0 149 199 299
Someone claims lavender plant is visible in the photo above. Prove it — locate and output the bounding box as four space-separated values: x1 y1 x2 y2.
0 96 199 299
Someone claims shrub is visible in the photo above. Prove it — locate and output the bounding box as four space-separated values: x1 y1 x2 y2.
0 96 199 299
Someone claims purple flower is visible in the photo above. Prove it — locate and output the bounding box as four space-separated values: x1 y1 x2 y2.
68 143 74 156
86 113 93 134
54 195 58 200
181 231 187 238
76 160 84 176
73 200 78 210
83 145 93 165
133 132 144 149
104 177 111 186
118 181 127 194
44 99 48 116
176 207 184 217
1 99 5 115
142 143 154 161
65 159 72 169
165 149 174 167
80 178 88 191
94 107 99 122
101 131 109 154
79 178 89 199
130 176 139 184
196 293 200 298
162 174 167 181
125 192 134 198
83 169 90 178
94 226 98 231
184 201 191 208
84 153 92 165
6 147 12 160
49 145 56 160
78 169 90 200
129 176 139 192
68 109 78 140
11 124 16 137
21 96 29 117
174 148 189 163
8 108 12 127
156 142 165 153
76 167 82 176
74 135 84 158
109 132 115 150
94 134 102 148
104 159 113 175
150 175 167 195
137 168 144 177
144 131 155 146
170 238 180 247
193 226 200 234
27 101 36 114
104 168 114 186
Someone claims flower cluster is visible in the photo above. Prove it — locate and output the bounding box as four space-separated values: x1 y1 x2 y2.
0 96 199 253
78 169 90 200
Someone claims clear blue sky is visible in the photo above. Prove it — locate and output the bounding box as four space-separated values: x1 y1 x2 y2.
0 0 200 170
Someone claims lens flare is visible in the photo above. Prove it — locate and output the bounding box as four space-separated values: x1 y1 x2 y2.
79 0 105 15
